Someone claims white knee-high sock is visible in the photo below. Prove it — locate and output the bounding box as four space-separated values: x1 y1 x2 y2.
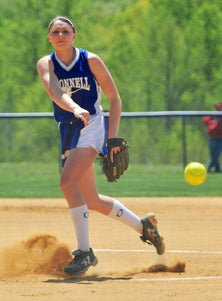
108 199 142 234
70 204 90 252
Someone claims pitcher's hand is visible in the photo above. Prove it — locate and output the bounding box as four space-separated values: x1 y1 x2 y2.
73 107 90 126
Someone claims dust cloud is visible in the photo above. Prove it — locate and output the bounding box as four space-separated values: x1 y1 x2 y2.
147 259 186 273
0 233 186 278
0 234 72 277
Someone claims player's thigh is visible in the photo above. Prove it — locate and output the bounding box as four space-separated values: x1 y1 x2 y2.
61 147 97 182
78 163 98 200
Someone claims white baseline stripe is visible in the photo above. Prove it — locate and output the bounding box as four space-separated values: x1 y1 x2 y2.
126 276 222 282
94 249 222 283
94 249 222 254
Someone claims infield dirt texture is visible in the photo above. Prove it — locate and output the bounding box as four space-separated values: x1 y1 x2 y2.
0 197 221 301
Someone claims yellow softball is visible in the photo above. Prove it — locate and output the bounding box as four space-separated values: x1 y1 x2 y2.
184 162 207 186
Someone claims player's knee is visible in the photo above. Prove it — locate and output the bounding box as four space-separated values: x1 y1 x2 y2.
60 175 76 194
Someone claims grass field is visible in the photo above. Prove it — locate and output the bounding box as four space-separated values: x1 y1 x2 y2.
1 162 222 198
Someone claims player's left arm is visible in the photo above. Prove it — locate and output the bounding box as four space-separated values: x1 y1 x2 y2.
88 52 122 140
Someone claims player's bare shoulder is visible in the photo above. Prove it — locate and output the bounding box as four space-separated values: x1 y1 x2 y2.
37 54 51 65
37 55 53 74
87 51 100 60
87 52 105 67
87 52 109 78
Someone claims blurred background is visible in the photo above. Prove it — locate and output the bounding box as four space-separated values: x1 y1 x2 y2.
1 0 222 196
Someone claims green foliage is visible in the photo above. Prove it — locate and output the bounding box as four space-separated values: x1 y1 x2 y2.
1 0 222 164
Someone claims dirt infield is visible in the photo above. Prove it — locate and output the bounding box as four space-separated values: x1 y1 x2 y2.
0 197 221 301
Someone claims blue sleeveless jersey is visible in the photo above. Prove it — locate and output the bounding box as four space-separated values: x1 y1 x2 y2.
50 48 102 122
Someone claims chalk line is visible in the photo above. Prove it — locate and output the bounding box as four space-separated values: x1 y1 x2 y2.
126 276 222 282
94 249 222 254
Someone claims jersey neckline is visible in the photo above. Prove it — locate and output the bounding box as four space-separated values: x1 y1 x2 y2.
54 47 80 71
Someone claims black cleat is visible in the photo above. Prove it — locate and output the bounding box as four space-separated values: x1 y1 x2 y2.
140 213 165 255
64 248 98 275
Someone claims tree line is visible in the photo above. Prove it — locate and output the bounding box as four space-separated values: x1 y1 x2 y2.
0 0 221 163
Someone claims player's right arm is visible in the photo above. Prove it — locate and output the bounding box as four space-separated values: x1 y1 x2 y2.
37 56 90 125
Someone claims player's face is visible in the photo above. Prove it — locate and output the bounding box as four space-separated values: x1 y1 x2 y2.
48 21 76 48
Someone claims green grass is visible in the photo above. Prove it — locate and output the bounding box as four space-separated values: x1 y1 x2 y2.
0 162 62 198
0 162 221 198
